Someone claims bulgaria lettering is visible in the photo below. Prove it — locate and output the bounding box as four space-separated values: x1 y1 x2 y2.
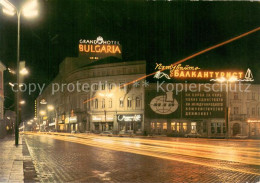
79 36 122 54
79 44 121 54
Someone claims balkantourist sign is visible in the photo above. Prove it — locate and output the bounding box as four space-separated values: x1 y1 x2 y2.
154 63 254 82
79 36 122 60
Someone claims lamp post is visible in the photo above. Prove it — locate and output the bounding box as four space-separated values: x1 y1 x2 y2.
39 110 46 132
0 0 38 146
47 104 58 131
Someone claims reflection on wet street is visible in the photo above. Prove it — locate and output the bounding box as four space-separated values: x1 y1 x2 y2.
24 133 260 182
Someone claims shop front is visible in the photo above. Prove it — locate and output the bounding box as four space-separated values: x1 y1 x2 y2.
65 116 78 132
208 119 226 138
117 114 143 134
247 119 260 138
91 115 114 133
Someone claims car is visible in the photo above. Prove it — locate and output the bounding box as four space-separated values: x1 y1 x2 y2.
84 131 92 134
185 132 202 138
71 130 80 134
49 129 57 132
100 131 113 137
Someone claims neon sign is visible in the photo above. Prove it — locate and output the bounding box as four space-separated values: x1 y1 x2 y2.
154 63 255 82
79 36 122 60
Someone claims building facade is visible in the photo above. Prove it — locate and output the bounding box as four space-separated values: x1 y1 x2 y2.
145 83 260 138
36 56 260 138
37 56 146 134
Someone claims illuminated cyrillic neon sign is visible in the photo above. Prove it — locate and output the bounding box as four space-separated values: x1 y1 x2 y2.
154 63 255 81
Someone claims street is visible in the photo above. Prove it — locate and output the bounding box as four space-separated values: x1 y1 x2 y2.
22 133 260 182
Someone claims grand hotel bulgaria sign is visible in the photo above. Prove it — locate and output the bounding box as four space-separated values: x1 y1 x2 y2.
79 36 122 60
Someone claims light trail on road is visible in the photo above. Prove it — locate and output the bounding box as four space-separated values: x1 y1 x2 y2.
24 133 260 176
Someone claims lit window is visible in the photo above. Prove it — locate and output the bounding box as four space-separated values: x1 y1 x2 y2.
109 98 112 108
217 123 221 133
157 123 161 128
183 123 187 132
109 83 113 90
211 123 215 134
176 123 180 132
119 98 124 107
223 123 226 133
93 83 98 90
94 99 98 109
127 97 132 108
191 122 196 131
171 122 176 131
101 83 105 90
101 99 105 108
163 123 167 130
151 122 155 129
136 97 141 108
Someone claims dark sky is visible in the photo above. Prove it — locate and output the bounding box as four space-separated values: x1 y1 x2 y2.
0 0 259 120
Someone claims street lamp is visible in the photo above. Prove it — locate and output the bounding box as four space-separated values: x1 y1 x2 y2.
19 100 25 105
47 104 58 130
217 76 238 138
39 110 46 132
0 0 38 145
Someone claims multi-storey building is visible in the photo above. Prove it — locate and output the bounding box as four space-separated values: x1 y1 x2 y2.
37 56 146 133
145 83 260 138
229 84 260 138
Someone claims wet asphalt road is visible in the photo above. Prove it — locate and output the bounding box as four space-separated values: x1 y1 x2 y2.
23 133 260 183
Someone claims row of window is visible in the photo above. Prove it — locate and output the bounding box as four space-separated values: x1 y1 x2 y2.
90 67 142 77
233 107 260 116
150 122 197 133
84 82 140 91
93 97 141 109
233 92 259 100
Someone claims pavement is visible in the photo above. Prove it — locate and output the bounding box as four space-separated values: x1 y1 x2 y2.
1 133 260 182
0 135 38 183
23 132 260 182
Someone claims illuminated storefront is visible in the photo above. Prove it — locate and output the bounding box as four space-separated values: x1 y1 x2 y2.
145 83 227 137
117 114 143 133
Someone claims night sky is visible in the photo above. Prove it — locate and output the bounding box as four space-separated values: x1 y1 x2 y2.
0 0 259 121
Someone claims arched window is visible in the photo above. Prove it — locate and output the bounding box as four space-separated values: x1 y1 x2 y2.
136 97 141 107
101 99 105 108
127 97 132 108
119 98 124 107
109 98 112 108
94 99 98 109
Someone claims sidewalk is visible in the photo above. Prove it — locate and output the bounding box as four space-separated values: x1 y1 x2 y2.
0 135 38 183
0 136 24 183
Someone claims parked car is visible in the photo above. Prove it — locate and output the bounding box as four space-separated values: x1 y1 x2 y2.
49 129 57 132
185 132 202 138
100 131 113 137
71 130 80 134
84 131 92 134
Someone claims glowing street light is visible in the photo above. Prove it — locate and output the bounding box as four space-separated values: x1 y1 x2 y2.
47 105 54 111
39 110 46 116
0 0 39 145
22 0 38 18
20 100 26 105
19 68 29 75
